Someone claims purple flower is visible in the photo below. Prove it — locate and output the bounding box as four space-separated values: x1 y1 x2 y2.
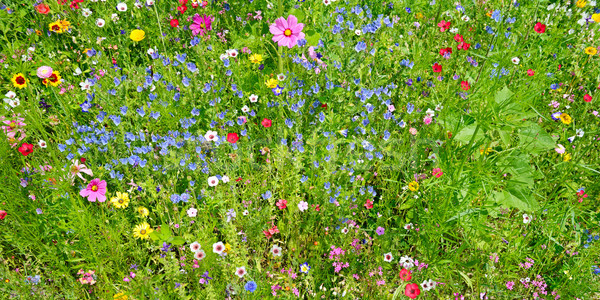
376 226 385 236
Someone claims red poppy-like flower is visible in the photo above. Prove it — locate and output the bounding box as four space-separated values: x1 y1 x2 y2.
527 69 535 76
321 103 328 109
584 94 592 102
439 47 452 56
461 81 470 91
35 3 50 14
364 199 373 209
177 5 187 14
227 133 239 144
18 143 34 156
454 34 464 43
399 268 412 281
0 210 6 220
534 22 546 33
405 283 421 299
457 42 470 50
437 20 451 32
276 199 287 210
170 19 179 28
261 118 272 128
432 63 442 73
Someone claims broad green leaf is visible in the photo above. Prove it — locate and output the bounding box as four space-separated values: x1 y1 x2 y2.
454 123 483 144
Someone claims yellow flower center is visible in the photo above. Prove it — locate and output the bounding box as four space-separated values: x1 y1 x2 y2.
284 29 292 37
140 229 147 235
91 185 98 191
119 199 124 204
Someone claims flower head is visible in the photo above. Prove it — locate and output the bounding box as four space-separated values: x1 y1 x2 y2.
130 29 145 42
190 14 213 36
133 222 153 239
110 192 130 209
37 66 53 79
11 74 27 89
80 178 107 202
269 15 305 48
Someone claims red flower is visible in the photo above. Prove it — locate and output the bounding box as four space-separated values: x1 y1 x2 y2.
18 143 34 156
170 19 180 28
261 118 272 128
432 63 442 73
405 283 421 299
527 69 535 76
177 5 187 14
0 210 6 220
227 133 239 144
321 103 328 109
399 269 412 281
461 81 471 91
439 47 452 56
454 34 464 43
364 199 373 209
80 157 86 163
35 3 50 14
457 42 470 50
534 22 546 33
437 20 451 32
276 199 287 210
584 94 592 102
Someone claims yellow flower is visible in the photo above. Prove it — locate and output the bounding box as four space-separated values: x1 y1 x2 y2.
415 13 424 19
43 71 62 87
249 53 263 64
408 181 419 192
562 152 572 162
130 29 146 42
576 0 587 8
224 243 232 254
11 73 27 89
593 14 600 23
265 78 278 88
133 222 153 240
49 19 70 33
110 192 130 209
114 292 128 300
585 47 597 56
137 206 149 217
559 113 572 124
480 147 493 155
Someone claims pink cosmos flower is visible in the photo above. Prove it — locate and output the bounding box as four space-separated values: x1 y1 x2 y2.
80 178 107 202
190 14 212 36
269 15 305 49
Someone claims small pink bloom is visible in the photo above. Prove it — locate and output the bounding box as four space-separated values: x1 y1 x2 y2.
432 168 443 178
36 66 53 79
276 199 287 210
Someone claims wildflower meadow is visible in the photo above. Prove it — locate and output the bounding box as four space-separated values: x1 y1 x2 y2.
1 0 600 299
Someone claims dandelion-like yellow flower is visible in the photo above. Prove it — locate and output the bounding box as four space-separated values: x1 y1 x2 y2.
584 47 597 56
137 206 149 217
576 0 587 8
224 243 232 254
562 153 572 162
249 53 263 64
559 113 572 124
133 222 153 240
114 292 128 300
408 181 419 192
415 13 424 19
265 78 278 88
480 147 493 155
110 192 130 209
130 29 146 42
593 14 600 23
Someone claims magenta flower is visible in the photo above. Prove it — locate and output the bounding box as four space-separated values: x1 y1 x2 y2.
80 178 107 202
190 14 212 36
269 15 305 49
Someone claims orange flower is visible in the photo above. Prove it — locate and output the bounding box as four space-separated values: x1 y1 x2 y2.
35 3 50 14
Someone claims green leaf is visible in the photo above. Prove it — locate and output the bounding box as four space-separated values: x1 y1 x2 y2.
168 236 185 246
495 86 514 104
454 123 483 144
149 231 161 242
517 123 555 155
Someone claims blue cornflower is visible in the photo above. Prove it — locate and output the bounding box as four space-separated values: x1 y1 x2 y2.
355 41 367 52
244 281 257 292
